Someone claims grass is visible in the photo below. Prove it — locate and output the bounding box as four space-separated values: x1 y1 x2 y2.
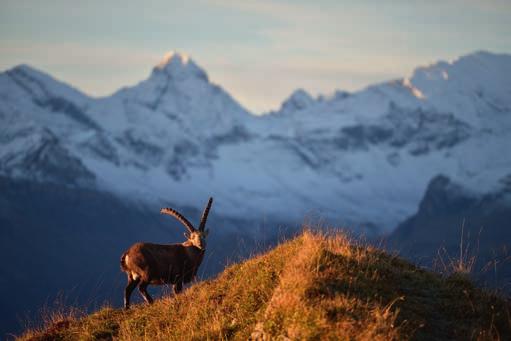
19 230 511 340
434 220 480 277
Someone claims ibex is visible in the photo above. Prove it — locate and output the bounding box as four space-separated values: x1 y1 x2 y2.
120 197 213 309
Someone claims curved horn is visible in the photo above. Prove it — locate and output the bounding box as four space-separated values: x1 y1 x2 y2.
199 197 213 231
160 207 195 233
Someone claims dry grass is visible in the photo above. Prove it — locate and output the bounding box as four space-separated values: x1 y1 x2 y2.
19 230 511 341
434 222 480 277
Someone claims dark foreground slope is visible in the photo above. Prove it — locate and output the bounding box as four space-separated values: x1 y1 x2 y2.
0 177 263 338
19 232 510 340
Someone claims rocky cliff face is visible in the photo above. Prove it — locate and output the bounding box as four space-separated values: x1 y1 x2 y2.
388 174 511 291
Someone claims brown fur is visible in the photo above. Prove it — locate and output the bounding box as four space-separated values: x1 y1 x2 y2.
120 198 213 309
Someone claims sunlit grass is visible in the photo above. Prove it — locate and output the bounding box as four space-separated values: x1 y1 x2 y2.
19 230 511 340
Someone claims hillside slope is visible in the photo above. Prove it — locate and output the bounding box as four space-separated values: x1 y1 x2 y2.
20 232 510 340
0 176 258 336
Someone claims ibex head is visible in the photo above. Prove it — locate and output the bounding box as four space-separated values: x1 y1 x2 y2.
160 197 213 250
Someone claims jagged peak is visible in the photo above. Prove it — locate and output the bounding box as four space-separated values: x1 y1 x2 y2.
403 50 511 104
408 50 511 83
279 88 315 113
288 88 313 100
152 51 208 81
156 51 191 69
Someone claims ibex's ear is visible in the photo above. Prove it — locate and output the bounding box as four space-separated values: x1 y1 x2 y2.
204 229 209 237
183 232 190 239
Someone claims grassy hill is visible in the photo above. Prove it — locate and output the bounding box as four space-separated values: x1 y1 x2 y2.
19 231 510 340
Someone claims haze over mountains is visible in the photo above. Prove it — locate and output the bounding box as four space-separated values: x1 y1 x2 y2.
1 50 510 336
2 51 510 232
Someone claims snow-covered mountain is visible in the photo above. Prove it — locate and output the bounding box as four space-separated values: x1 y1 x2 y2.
1 50 510 233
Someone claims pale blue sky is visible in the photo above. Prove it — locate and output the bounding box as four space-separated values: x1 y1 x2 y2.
1 0 510 112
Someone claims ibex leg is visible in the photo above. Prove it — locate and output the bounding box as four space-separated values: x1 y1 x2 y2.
138 281 154 304
124 277 140 309
174 281 183 294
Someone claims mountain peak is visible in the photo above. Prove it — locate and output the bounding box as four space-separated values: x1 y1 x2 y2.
278 88 315 113
405 50 511 110
7 63 59 82
3 63 89 104
156 51 191 69
9 63 39 74
152 51 208 81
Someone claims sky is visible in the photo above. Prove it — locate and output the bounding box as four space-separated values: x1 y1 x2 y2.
1 0 510 113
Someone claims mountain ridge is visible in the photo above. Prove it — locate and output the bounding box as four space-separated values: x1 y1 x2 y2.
388 173 511 291
1 50 511 231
